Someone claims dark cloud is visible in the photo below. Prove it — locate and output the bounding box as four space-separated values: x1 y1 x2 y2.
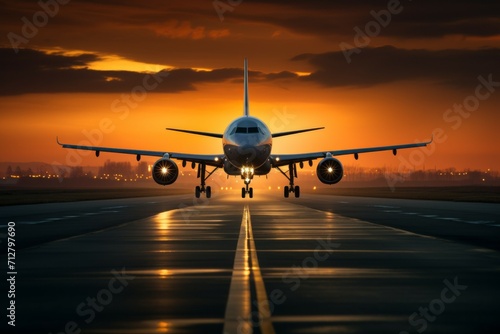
0 48 297 95
239 0 500 39
292 46 500 89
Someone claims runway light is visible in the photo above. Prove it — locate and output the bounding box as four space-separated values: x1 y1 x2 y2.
158 269 169 279
157 321 169 333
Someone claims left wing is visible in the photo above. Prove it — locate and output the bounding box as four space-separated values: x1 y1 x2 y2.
271 137 432 167
56 138 224 167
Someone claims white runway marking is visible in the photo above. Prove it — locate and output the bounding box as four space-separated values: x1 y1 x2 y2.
223 205 275 334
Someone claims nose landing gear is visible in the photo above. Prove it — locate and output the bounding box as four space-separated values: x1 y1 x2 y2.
241 166 254 198
241 184 253 198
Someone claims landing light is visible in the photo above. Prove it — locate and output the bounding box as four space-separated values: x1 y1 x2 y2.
161 167 168 174
327 167 333 173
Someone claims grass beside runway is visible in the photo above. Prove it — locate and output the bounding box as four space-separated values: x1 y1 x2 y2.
313 186 500 203
0 187 191 206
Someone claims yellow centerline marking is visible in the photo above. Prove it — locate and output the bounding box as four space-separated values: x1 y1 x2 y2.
223 205 275 334
246 206 276 334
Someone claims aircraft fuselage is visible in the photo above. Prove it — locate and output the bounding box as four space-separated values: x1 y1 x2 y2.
222 116 272 173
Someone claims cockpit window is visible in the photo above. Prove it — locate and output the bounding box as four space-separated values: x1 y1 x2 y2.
232 126 264 134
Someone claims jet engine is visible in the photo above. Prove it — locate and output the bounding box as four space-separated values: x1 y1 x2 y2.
316 157 343 184
152 158 179 185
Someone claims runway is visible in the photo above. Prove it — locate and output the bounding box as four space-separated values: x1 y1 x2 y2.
1 193 500 333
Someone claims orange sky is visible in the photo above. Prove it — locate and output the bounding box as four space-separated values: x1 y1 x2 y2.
1 1 499 171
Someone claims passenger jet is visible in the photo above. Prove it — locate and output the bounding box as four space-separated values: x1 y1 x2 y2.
58 59 431 198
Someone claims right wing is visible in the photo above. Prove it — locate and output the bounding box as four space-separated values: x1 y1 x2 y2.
56 138 224 167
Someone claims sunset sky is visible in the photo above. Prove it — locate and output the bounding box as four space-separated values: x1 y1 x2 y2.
1 0 499 171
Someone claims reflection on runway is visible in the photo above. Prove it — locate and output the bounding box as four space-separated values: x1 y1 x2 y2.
4 194 500 333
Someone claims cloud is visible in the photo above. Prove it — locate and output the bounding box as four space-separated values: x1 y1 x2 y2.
243 0 500 39
0 48 297 95
292 46 500 88
151 20 230 40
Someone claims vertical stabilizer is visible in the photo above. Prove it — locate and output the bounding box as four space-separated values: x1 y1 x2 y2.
244 58 249 116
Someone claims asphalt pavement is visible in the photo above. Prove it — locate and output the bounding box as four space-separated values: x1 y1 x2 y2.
1 192 499 333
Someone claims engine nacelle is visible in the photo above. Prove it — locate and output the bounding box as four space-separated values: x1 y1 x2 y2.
152 158 179 185
316 157 343 185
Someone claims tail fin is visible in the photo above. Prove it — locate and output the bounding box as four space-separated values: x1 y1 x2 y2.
243 58 249 116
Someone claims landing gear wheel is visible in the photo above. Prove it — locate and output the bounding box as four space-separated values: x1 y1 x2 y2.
241 187 246 198
249 187 253 198
206 186 211 198
294 185 300 198
195 186 201 198
284 186 289 198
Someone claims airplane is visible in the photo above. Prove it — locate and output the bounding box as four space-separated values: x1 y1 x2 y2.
58 59 432 199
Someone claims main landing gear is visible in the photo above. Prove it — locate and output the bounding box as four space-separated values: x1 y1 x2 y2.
193 162 218 198
276 163 301 198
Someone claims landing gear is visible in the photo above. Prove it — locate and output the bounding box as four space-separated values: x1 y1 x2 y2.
277 163 301 198
241 184 253 199
242 186 254 198
194 163 218 198
283 185 299 198
240 166 255 199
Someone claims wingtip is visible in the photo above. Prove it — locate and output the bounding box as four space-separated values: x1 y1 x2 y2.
56 136 61 145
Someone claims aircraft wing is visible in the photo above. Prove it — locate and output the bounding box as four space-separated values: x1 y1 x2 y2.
56 138 224 167
271 137 432 167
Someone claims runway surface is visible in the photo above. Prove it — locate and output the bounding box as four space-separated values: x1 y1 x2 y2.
1 192 500 333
